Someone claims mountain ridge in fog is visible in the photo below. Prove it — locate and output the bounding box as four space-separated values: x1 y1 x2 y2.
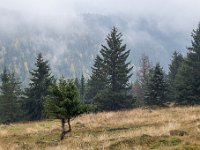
0 12 190 84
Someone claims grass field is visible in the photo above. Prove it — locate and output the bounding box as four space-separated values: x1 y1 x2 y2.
1 106 200 150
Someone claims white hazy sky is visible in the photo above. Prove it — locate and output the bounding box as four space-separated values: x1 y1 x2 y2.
1 0 200 71
1 0 200 32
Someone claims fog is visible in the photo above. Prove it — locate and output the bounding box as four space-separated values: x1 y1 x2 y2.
0 0 200 77
1 0 200 30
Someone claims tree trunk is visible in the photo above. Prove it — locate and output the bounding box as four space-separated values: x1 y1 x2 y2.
60 118 72 140
60 118 65 140
67 118 71 132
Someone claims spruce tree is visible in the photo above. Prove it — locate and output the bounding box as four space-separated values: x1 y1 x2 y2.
176 24 200 104
175 61 192 104
145 63 168 106
100 27 133 93
168 51 183 101
0 68 22 124
24 53 54 120
91 27 133 110
44 78 84 140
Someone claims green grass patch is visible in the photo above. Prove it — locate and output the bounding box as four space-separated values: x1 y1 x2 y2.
109 135 182 150
183 145 200 150
150 137 182 149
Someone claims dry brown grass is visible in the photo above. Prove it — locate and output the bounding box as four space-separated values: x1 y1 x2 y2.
1 106 200 149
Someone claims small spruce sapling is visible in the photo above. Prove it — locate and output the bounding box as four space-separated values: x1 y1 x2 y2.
44 77 85 140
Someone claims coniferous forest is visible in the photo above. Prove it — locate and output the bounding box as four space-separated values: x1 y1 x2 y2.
0 25 200 120
0 24 200 127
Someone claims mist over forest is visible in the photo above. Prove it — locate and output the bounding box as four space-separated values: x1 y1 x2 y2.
1 0 200 83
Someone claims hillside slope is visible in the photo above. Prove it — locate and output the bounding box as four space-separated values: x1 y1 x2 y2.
0 106 200 149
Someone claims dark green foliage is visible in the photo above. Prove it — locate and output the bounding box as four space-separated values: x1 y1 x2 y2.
44 78 82 120
24 53 54 121
168 51 183 101
0 68 23 124
94 91 135 111
88 27 133 110
44 77 85 140
86 55 107 102
175 24 200 104
175 62 194 104
145 63 168 106
100 27 133 92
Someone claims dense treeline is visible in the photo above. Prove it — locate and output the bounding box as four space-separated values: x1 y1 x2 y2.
0 24 200 125
133 24 200 106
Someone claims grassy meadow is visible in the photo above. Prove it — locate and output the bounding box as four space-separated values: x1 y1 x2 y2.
1 106 200 150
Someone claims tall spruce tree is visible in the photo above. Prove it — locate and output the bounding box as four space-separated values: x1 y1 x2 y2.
145 63 168 106
100 27 133 93
24 53 54 120
176 24 200 104
168 51 183 101
91 27 133 110
0 68 22 124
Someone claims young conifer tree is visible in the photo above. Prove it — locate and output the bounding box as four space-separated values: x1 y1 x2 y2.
44 78 85 140
24 53 54 120
175 24 200 104
145 63 168 106
168 51 183 101
0 68 22 124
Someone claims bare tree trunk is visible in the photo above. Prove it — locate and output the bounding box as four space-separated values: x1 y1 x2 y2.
67 118 71 132
60 118 72 140
60 118 65 140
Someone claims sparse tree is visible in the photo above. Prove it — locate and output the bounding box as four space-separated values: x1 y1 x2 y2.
134 54 151 106
132 80 143 107
137 54 152 86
